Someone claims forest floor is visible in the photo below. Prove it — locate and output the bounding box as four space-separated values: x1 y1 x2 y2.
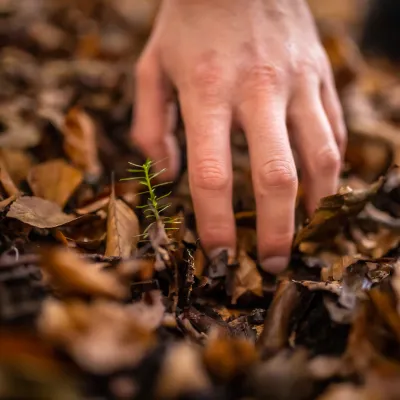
2 1 400 399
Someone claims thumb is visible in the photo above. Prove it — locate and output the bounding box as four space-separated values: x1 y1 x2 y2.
131 51 179 181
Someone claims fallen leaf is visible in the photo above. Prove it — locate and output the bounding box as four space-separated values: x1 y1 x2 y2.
259 280 301 355
230 248 263 304
127 290 165 331
7 196 86 228
105 186 139 258
0 149 33 185
0 115 41 149
38 298 155 374
154 342 211 399
27 159 83 208
39 247 128 299
293 280 342 296
203 328 258 381
0 157 19 196
0 194 17 211
295 178 383 247
62 107 102 181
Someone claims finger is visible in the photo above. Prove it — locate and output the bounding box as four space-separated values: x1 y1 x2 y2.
132 52 179 180
238 96 297 275
321 70 347 158
288 81 341 215
179 92 235 259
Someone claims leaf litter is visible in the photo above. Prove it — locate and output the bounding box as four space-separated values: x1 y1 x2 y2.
2 0 400 399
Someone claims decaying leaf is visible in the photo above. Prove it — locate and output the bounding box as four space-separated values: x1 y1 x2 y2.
230 248 263 304
0 194 17 211
7 196 85 228
62 107 102 181
0 157 19 196
0 115 42 149
39 247 128 299
27 159 83 208
0 148 33 185
154 342 211 399
203 328 258 381
38 298 156 374
259 280 301 355
295 178 384 247
105 186 139 258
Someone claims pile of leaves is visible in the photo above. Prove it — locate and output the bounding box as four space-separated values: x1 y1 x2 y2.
3 0 400 399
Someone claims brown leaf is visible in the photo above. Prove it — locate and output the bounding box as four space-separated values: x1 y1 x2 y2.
293 280 342 296
0 157 19 196
203 328 258 381
7 196 87 228
39 247 128 299
38 298 155 374
295 178 383 247
0 149 33 185
0 115 42 149
259 280 301 356
230 248 263 304
127 290 165 331
105 187 139 258
27 159 83 208
0 194 17 211
62 107 102 181
154 342 211 399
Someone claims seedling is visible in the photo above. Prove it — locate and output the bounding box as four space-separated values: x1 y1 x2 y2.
122 159 181 240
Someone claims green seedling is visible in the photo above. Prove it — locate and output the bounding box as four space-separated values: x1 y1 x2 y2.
122 159 181 240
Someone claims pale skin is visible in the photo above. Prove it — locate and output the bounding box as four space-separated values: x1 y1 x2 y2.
131 0 347 274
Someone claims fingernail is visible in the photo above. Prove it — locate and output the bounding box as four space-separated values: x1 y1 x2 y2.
260 256 288 275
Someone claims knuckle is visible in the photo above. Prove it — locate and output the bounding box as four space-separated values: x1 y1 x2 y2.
258 159 297 191
246 63 283 90
316 146 341 174
193 159 230 191
190 59 226 99
293 60 320 81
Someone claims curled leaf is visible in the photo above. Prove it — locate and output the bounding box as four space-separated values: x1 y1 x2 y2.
105 187 140 258
39 247 129 299
27 159 83 208
62 107 102 181
7 196 90 228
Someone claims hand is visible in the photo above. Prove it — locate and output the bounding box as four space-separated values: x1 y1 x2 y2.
131 0 346 274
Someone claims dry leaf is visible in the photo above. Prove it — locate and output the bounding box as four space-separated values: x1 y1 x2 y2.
0 115 42 149
203 329 258 381
38 298 155 374
39 247 128 299
231 248 263 304
0 148 33 185
127 290 165 331
155 342 211 399
105 186 139 258
0 194 17 211
0 157 19 196
295 179 383 246
27 159 83 208
62 107 102 181
7 196 86 228
259 280 301 355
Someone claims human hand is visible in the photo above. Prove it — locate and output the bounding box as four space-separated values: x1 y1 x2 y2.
131 0 346 274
